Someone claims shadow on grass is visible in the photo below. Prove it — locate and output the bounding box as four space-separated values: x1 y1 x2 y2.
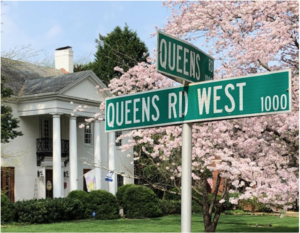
216 225 299 232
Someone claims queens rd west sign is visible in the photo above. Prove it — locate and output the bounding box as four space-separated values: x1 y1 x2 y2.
105 70 291 132
157 31 214 84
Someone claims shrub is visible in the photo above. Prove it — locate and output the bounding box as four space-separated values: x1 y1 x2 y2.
115 184 135 207
67 190 88 203
224 193 240 210
192 200 203 213
14 197 85 223
257 200 273 213
164 188 181 201
1 193 15 224
15 199 48 223
159 199 181 215
85 190 119 220
48 197 85 221
123 185 163 219
224 209 245 215
238 197 272 212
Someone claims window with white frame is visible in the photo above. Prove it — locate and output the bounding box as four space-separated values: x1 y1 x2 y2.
115 131 122 146
84 125 92 145
40 118 52 138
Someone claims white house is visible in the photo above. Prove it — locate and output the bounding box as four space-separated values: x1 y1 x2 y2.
1 46 134 202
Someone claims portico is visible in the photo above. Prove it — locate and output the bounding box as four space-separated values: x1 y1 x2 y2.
15 71 111 198
1 48 134 202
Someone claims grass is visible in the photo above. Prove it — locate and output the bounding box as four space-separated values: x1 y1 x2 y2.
1 214 299 232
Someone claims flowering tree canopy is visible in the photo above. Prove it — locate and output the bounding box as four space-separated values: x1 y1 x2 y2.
82 1 298 232
157 0 299 210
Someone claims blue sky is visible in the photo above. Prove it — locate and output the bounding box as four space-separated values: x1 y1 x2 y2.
1 1 173 64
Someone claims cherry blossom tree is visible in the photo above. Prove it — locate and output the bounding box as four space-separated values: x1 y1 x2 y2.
81 1 298 232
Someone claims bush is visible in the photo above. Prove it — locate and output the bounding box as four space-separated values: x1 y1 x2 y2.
50 197 85 221
192 200 203 213
159 200 181 215
116 184 135 207
15 199 47 223
224 193 240 210
224 209 245 215
164 188 181 201
238 197 272 212
1 193 15 224
14 197 85 224
67 190 88 203
85 190 119 220
123 185 163 219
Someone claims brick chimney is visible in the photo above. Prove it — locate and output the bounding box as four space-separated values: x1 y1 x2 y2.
55 46 73 73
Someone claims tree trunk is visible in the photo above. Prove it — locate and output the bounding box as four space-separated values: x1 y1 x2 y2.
205 224 217 232
201 173 223 233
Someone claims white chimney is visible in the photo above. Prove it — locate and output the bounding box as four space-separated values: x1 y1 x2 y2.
55 46 73 73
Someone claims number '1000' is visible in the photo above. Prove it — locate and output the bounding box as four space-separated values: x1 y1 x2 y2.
260 94 287 112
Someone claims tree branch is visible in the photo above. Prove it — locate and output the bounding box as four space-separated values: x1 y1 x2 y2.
209 173 222 216
258 59 271 71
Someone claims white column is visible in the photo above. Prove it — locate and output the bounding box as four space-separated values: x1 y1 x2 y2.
109 132 116 195
181 123 192 233
94 120 101 189
53 114 62 198
69 116 78 191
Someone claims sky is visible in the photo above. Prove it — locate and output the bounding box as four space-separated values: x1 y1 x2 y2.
1 1 174 65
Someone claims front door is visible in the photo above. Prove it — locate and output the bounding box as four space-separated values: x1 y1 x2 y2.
45 169 53 198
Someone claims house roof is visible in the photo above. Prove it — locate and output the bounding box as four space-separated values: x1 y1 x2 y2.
1 57 65 95
1 57 108 97
21 70 92 95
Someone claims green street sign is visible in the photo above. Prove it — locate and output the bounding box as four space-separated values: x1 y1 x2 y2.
157 31 214 84
105 70 291 132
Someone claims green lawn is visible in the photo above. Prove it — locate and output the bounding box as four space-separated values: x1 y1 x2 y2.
1 214 299 232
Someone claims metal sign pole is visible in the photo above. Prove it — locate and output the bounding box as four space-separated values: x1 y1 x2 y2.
181 122 192 232
180 80 192 233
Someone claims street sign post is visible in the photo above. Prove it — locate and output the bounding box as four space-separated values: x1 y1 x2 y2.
156 31 215 233
106 68 291 233
157 31 214 84
105 70 291 132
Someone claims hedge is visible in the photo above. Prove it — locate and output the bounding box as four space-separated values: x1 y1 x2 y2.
14 197 84 224
1 193 15 224
67 190 88 203
123 185 163 219
84 190 119 220
115 184 135 207
159 200 181 215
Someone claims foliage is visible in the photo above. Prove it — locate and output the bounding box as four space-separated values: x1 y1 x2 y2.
73 62 94 72
84 190 119 220
1 75 23 143
159 199 181 215
123 185 163 219
115 184 135 207
192 200 203 213
223 193 240 211
238 197 273 213
14 197 85 224
1 193 15 224
223 209 245 215
67 190 88 203
92 24 149 85
164 188 181 201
